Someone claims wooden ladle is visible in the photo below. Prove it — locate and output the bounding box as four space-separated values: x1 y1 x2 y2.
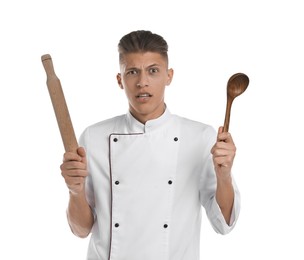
223 73 249 132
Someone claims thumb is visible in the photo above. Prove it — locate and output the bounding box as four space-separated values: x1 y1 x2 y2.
218 126 224 134
77 147 87 162
217 126 224 142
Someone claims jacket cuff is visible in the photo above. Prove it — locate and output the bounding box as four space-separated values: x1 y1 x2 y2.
209 188 240 234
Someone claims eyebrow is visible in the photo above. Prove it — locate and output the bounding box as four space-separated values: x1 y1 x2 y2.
126 63 161 71
147 63 160 68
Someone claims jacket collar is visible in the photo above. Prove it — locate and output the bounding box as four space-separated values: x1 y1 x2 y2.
126 107 171 133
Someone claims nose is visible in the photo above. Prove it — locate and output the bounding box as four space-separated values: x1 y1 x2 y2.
136 83 148 87
136 72 149 87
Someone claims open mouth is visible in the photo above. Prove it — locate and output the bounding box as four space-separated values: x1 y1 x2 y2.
136 93 152 98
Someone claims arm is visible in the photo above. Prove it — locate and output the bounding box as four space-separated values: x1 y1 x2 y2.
211 127 236 224
61 147 94 238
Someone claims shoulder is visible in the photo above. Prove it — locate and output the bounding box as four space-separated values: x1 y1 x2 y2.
171 114 217 156
87 114 125 132
79 114 125 143
173 114 216 137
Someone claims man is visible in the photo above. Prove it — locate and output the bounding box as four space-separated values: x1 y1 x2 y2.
61 30 240 260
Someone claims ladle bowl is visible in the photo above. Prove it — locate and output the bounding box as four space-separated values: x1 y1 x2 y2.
223 73 249 132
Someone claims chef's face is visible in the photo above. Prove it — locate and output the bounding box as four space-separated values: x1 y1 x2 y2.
117 52 173 124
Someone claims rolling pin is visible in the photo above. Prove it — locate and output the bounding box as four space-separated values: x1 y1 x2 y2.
41 54 78 153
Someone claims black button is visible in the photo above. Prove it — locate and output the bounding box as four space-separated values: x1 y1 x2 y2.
164 224 168 228
113 138 118 142
174 137 178 141
115 223 119 228
115 181 120 185
168 180 173 185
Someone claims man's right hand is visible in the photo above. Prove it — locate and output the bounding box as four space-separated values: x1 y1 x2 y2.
60 147 88 195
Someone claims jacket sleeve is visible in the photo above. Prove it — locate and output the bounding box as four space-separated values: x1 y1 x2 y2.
199 126 241 235
79 128 96 220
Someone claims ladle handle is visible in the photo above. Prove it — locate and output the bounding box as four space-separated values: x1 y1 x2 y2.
41 54 78 153
223 96 233 132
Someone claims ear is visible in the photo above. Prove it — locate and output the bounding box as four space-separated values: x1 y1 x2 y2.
166 68 174 86
116 73 124 89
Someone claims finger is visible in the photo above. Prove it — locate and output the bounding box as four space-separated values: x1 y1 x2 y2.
212 141 229 150
211 140 235 154
62 169 88 178
213 156 233 168
211 148 229 157
212 145 236 159
217 132 234 144
63 152 82 162
65 176 87 186
211 144 235 163
61 161 87 171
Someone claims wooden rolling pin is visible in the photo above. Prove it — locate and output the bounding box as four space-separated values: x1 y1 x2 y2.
41 54 78 153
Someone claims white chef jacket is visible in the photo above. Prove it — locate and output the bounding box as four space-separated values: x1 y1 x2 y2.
79 108 240 260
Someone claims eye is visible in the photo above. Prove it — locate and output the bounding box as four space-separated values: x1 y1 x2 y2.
126 70 138 76
149 67 159 74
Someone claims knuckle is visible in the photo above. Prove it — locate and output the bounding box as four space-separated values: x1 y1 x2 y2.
60 163 65 171
226 158 233 164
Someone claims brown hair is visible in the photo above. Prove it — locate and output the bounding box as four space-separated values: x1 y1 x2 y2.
118 30 168 64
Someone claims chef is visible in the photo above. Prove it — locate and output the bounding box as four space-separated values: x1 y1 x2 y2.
61 30 241 260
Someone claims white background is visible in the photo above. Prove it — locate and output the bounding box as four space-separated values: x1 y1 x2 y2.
1 0 303 259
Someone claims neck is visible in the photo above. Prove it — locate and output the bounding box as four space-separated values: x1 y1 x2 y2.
130 104 166 124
